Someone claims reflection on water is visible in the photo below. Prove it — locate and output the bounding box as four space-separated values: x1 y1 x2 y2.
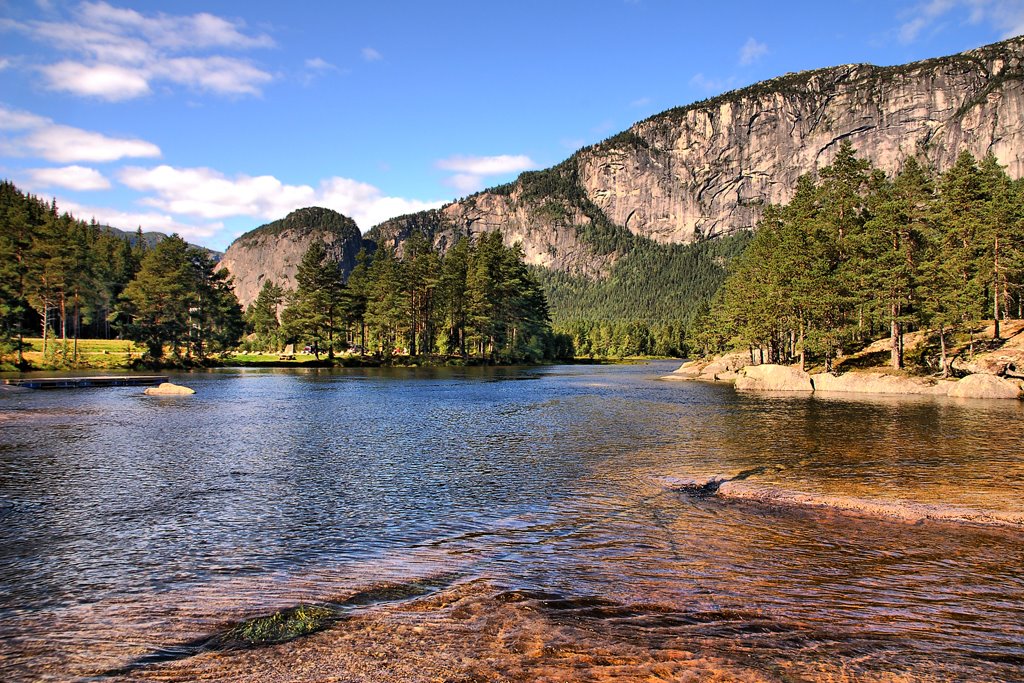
1 362 1022 681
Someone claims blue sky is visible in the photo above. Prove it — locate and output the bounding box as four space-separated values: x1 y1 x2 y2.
1 0 1022 250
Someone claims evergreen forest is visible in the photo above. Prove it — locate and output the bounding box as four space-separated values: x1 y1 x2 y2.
249 231 571 363
690 144 1024 374
0 182 568 367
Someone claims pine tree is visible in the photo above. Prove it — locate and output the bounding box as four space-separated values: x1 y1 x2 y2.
247 280 285 350
118 235 195 359
281 242 347 360
977 154 1022 339
364 246 408 359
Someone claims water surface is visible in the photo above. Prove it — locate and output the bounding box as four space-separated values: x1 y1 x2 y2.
1 362 1022 681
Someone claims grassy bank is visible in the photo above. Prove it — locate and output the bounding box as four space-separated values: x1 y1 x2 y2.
14 338 140 371
4 339 677 372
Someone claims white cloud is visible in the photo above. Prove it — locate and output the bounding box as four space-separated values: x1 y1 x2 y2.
9 2 274 100
436 154 536 175
899 0 957 41
0 104 162 162
361 47 383 62
0 58 10 71
739 37 768 66
153 56 272 96
300 56 344 85
690 72 738 93
41 61 151 101
118 164 442 231
435 154 537 194
444 173 487 194
27 165 111 190
0 105 49 130
24 124 161 163
76 2 273 51
899 0 1024 43
58 198 225 243
317 177 441 228
305 57 334 71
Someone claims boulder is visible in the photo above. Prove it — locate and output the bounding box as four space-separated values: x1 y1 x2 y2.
664 351 750 381
734 364 813 392
810 371 949 396
144 382 196 396
947 374 1023 400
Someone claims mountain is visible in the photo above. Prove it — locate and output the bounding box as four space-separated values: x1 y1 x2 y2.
366 37 1024 280
218 207 362 308
99 226 222 259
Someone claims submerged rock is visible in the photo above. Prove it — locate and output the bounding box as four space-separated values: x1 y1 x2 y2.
144 382 195 396
734 364 813 392
947 373 1023 399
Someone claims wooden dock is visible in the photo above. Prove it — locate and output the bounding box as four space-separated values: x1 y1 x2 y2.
2 375 168 390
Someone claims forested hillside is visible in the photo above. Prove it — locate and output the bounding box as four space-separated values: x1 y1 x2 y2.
538 233 752 356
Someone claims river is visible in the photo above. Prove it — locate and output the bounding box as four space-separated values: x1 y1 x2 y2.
1 361 1022 681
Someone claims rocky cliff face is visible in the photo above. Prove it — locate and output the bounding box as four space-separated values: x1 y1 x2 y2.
369 37 1024 274
218 207 362 308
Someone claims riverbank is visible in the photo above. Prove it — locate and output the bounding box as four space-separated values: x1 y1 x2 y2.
665 320 1024 400
4 340 658 373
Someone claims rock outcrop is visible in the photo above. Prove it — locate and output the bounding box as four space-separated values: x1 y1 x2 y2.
810 371 950 396
218 207 362 309
733 364 814 392
947 374 1023 399
952 319 1024 378
144 382 195 396
369 38 1024 274
665 351 751 381
669 357 1024 400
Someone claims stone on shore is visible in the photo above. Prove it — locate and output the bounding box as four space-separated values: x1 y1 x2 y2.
664 351 750 381
734 364 813 392
144 382 195 396
947 373 1023 399
810 371 950 396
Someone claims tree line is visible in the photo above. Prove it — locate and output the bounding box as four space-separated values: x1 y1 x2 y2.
0 181 243 365
689 144 1024 374
246 230 572 362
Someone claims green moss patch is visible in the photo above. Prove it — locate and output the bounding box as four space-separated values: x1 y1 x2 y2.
214 604 337 648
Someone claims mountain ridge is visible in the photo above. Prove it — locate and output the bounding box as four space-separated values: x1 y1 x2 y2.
218 36 1024 313
365 35 1024 276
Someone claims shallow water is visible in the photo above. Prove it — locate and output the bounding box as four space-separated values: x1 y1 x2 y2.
1 362 1022 681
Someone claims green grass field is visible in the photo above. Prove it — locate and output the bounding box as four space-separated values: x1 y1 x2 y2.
16 337 139 369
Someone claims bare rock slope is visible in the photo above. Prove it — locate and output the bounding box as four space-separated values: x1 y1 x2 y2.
218 207 362 309
369 37 1024 275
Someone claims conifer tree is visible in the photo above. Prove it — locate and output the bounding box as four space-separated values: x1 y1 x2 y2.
247 280 285 350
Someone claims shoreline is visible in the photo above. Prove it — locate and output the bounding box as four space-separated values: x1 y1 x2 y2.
662 356 1024 401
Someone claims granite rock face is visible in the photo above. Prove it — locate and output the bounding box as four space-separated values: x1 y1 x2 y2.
734 364 814 392
947 374 1023 399
368 38 1024 275
218 207 362 309
810 372 950 396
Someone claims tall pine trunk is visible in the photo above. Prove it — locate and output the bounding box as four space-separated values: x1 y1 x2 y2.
993 234 1001 340
890 302 902 370
939 325 948 377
